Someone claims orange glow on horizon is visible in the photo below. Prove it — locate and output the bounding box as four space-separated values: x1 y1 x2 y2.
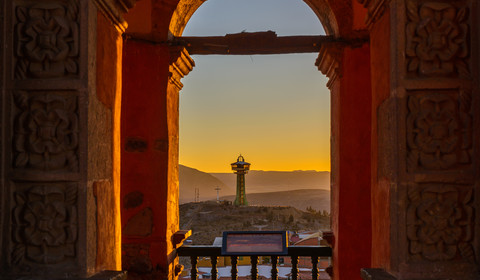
179 1 330 174
180 150 331 173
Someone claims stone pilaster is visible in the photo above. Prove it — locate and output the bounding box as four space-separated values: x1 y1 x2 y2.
364 0 480 278
94 0 137 33
0 0 131 279
167 47 194 279
2 0 89 277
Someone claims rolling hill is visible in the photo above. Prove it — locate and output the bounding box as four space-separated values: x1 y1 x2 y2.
179 165 231 204
180 201 330 245
221 189 330 212
179 165 330 211
211 170 330 193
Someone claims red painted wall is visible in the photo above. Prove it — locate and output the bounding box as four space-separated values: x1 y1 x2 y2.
121 39 171 277
333 44 372 280
369 10 391 270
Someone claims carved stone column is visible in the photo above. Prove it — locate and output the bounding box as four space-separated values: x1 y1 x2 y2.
0 0 128 279
362 0 480 278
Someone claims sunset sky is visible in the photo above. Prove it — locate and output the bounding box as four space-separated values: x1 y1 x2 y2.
178 0 330 173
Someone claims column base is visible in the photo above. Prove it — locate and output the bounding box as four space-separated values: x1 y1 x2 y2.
361 268 397 280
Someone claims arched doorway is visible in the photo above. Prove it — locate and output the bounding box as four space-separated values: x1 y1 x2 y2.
2 0 479 280
121 1 372 280
178 0 330 184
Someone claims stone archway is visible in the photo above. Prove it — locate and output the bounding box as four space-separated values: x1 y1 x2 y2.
168 0 340 37
121 1 372 280
2 0 479 280
119 0 480 278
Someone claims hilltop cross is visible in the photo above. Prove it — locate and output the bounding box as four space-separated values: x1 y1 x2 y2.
231 155 251 206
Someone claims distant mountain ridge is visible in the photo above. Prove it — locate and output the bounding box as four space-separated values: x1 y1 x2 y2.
179 165 330 209
211 169 330 193
179 165 231 204
221 189 330 212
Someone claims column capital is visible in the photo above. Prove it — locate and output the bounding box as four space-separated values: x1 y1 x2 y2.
357 0 390 28
95 0 138 33
315 44 343 89
169 47 195 90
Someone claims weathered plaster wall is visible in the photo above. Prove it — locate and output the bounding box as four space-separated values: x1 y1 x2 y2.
336 44 372 280
330 76 341 280
124 0 152 34
121 39 171 279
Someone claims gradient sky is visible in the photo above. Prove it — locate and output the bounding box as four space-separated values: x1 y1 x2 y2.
179 0 330 173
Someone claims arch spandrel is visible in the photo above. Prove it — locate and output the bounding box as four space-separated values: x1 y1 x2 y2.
169 0 206 37
168 0 352 37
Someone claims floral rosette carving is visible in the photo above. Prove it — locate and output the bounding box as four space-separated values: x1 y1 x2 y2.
15 0 79 79
406 0 469 76
12 184 77 264
407 92 472 170
407 185 474 262
14 92 79 172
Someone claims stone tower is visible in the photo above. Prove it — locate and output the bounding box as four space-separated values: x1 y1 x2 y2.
231 155 250 206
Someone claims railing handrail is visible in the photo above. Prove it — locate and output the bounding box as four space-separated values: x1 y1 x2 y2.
177 245 332 257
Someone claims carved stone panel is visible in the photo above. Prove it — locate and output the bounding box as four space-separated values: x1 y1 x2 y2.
13 91 79 172
14 0 80 79
405 0 469 77
406 90 472 171
406 183 474 262
11 182 78 266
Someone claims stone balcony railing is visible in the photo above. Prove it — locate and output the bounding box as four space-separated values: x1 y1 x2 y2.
177 245 332 280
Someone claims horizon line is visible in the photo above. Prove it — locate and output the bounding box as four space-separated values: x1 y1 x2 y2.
180 164 331 173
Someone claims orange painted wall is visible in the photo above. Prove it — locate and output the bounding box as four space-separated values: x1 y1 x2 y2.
121 39 171 277
333 44 372 280
96 11 123 272
124 0 152 34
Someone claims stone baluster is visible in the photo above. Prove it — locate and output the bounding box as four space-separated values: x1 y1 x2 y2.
251 256 258 280
311 256 319 280
230 256 238 280
291 255 299 280
271 256 278 280
190 256 198 280
211 256 218 280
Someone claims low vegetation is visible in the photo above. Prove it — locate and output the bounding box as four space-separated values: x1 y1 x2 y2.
180 201 330 245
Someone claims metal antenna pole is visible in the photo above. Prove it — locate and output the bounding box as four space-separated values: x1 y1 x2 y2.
214 186 221 203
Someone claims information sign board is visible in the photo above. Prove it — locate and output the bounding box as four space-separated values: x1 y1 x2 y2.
221 231 288 255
